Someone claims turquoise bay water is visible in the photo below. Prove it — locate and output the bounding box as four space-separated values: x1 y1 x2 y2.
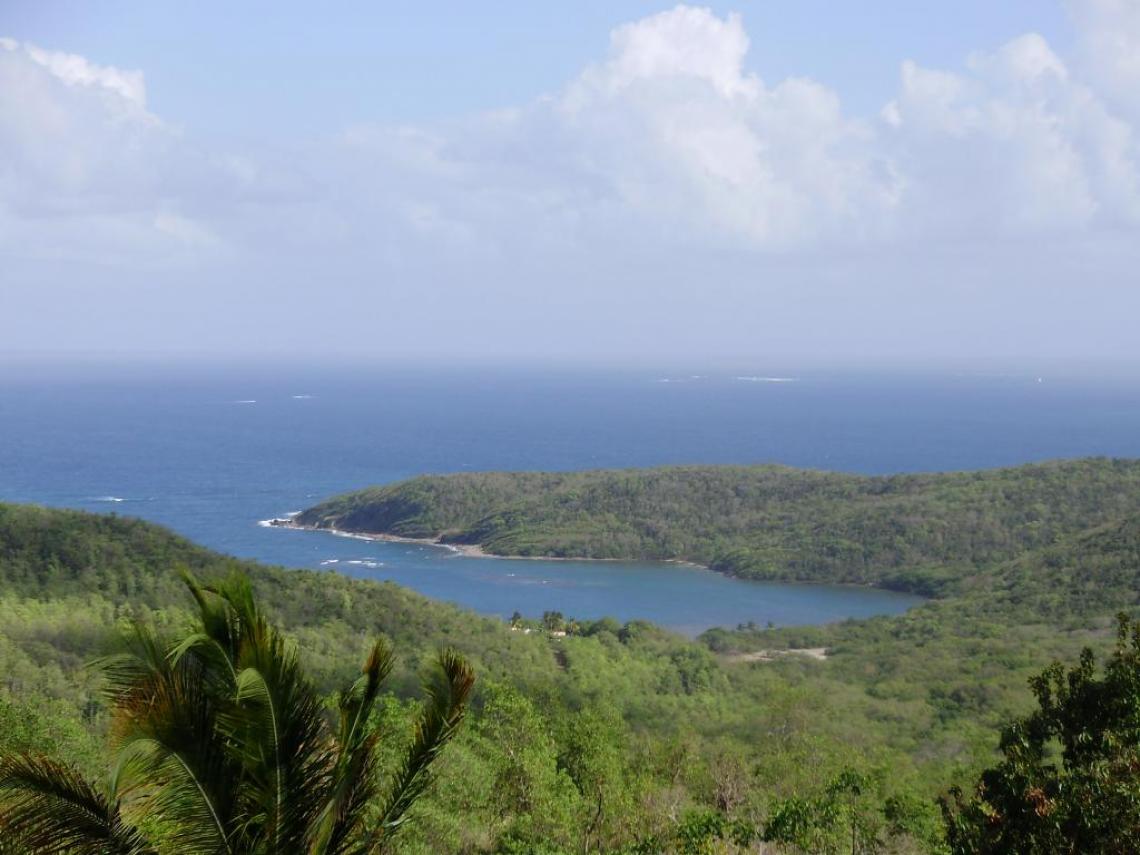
5 363 1139 634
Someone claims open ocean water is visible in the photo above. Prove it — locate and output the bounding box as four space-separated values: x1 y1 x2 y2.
3 362 1139 635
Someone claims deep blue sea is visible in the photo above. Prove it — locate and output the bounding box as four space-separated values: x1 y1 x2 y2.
3 362 1139 635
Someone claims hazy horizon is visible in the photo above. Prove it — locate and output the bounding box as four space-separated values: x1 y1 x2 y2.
4 1 1140 363
5 351 1140 385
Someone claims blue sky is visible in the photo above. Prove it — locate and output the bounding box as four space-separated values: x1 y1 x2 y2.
6 1 1071 134
2 1 1139 363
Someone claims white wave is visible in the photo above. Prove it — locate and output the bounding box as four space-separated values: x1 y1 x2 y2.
93 496 125 503
234 399 257 404
258 511 300 528
291 394 314 399
734 376 799 383
319 558 381 569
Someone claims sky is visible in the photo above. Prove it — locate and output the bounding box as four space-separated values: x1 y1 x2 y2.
1 1 1138 365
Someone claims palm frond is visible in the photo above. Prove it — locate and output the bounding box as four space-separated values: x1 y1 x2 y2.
94 622 173 709
0 753 153 855
110 666 241 855
4 573 473 855
184 569 248 658
310 638 396 855
103 608 243 854
168 632 240 687
202 572 338 853
338 638 395 754
226 661 335 852
368 648 475 845
311 730 383 855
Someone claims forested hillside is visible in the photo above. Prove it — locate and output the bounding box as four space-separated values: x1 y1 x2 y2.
298 458 1140 594
4 493 1140 851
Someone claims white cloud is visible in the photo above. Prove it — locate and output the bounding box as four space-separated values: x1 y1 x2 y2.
21 42 148 108
569 6 759 101
1068 0 1140 121
0 39 301 265
550 7 896 248
882 32 1140 234
326 6 1140 253
2 5 1140 268
324 6 895 252
0 39 194 263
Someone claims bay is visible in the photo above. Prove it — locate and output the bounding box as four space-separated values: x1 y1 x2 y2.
5 362 1138 634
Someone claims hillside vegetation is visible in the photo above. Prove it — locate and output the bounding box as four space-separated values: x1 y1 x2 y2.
298 457 1140 594
6 463 1140 851
0 503 957 852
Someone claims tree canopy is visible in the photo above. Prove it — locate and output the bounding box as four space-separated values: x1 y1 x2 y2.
299 458 1140 594
943 614 1140 854
0 572 474 854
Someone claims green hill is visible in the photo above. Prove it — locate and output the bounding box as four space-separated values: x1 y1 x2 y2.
298 457 1140 594
6 478 1140 852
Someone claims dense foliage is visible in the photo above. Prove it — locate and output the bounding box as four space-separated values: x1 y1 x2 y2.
943 615 1140 853
298 458 1140 594
5 452 1140 853
0 572 474 853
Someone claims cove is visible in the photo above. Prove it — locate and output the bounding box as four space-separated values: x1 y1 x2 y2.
267 524 924 637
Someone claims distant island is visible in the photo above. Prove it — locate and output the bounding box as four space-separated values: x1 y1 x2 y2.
294 457 1140 596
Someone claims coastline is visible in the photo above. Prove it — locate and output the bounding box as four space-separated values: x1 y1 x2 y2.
261 516 488 557
260 515 708 569
259 515 925 600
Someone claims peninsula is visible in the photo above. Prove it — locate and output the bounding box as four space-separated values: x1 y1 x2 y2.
296 457 1140 596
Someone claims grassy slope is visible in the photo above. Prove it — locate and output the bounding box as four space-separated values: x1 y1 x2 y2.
298 457 1140 594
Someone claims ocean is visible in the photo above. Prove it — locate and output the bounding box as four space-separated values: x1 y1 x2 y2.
3 362 1139 635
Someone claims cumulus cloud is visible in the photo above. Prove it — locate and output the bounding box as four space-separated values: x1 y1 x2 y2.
570 7 759 100
317 7 895 254
1067 0 1140 121
326 5 1140 253
551 7 896 248
882 32 1140 234
3 4 1140 265
0 38 272 264
16 39 148 107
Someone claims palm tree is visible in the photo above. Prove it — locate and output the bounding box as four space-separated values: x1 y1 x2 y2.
0 572 475 854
